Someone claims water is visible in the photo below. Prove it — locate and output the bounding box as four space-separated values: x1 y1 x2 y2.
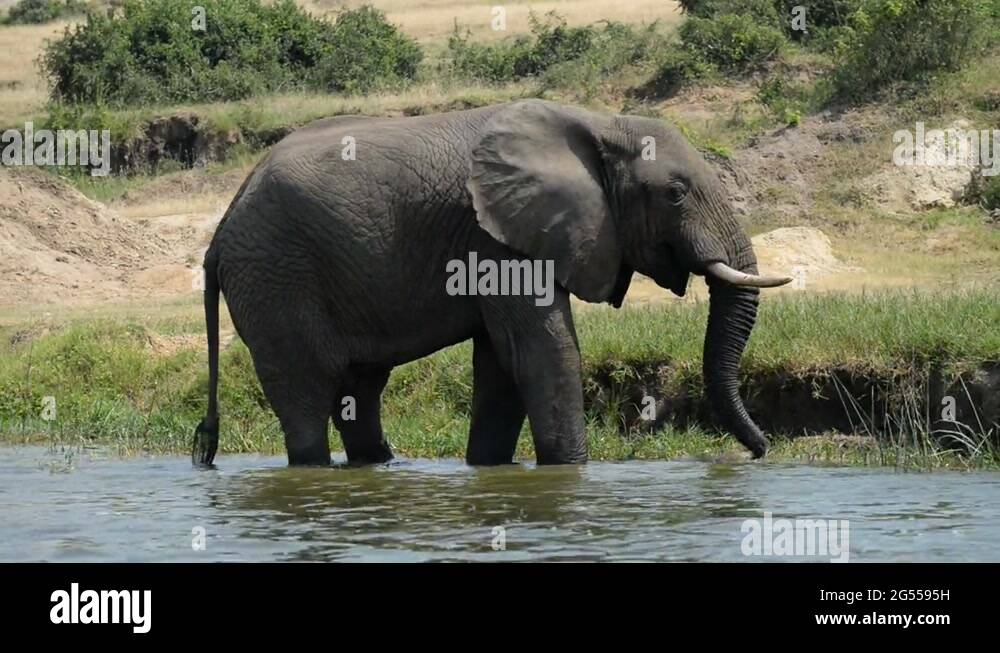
2 445 998 562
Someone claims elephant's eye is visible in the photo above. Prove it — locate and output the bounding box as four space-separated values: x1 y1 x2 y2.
665 181 688 206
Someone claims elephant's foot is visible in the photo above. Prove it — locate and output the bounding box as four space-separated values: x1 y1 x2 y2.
287 448 333 467
466 451 517 466
283 415 334 466
344 440 394 466
534 439 588 465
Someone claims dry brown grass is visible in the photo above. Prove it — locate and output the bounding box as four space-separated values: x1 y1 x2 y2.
0 20 72 127
304 0 682 42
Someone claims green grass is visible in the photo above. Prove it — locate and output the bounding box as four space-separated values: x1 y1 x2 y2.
578 287 1000 371
1 288 997 469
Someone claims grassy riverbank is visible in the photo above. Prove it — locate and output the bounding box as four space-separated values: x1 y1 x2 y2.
2 1 999 471
2 287 997 470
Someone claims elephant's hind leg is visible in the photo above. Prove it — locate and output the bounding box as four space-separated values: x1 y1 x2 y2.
245 322 341 465
332 366 393 465
257 368 337 466
467 334 526 465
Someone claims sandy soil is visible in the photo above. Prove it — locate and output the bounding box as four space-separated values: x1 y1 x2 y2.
0 167 218 307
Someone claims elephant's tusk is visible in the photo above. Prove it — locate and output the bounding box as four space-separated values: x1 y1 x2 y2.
704 262 793 288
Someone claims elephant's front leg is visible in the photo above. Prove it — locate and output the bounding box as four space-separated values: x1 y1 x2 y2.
480 289 588 464
467 334 526 465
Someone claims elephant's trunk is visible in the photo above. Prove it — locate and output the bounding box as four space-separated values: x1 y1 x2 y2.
703 278 768 458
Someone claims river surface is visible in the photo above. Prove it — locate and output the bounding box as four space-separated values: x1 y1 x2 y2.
2 445 998 562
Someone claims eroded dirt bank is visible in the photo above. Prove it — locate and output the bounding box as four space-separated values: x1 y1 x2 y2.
586 361 1000 446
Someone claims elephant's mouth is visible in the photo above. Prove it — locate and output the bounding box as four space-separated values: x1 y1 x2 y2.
652 244 691 297
653 245 792 297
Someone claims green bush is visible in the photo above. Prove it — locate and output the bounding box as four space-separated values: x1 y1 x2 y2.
446 32 536 83
679 0 783 25
641 47 716 98
447 11 595 83
676 0 704 12
4 0 84 24
41 0 422 106
983 177 1000 211
965 173 1000 211
774 0 862 29
639 7 786 98
538 21 673 96
681 0 862 27
679 13 785 72
756 76 810 125
831 0 994 102
680 0 865 46
312 5 423 93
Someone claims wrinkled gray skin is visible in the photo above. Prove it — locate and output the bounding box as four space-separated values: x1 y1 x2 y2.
193 99 775 467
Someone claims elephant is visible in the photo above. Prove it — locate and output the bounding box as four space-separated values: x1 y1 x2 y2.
192 99 790 468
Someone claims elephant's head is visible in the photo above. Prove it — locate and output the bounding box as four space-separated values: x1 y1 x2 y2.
467 99 791 458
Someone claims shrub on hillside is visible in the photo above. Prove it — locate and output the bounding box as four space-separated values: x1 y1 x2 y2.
640 8 786 98
4 0 84 25
538 21 674 96
680 0 865 46
678 13 785 72
831 0 994 102
41 1 422 106
312 5 423 93
446 31 534 83
964 172 1000 211
447 12 595 83
637 47 715 98
983 177 1000 211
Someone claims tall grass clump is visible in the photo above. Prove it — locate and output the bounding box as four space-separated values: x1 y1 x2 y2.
831 374 999 470
41 1 422 107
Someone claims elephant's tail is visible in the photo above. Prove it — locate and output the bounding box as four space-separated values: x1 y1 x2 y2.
192 245 221 468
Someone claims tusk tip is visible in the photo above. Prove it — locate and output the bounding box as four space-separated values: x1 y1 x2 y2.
705 262 797 288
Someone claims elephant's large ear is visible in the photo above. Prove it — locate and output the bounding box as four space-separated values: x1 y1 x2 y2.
466 101 621 303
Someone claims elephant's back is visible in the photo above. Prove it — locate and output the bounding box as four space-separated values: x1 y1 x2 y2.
270 103 505 161
253 103 508 243
210 104 504 336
